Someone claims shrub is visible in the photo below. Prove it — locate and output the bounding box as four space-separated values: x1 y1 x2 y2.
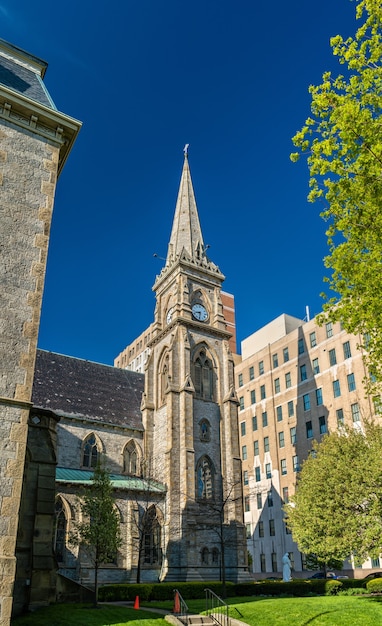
366 578 382 593
325 580 343 595
338 587 368 596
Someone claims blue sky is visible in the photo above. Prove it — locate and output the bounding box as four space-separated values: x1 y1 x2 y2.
2 0 358 364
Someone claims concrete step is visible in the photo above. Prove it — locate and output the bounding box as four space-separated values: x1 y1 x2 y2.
187 616 216 626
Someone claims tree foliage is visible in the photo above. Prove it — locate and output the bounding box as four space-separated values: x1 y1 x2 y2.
291 0 382 388
285 422 382 563
71 462 122 605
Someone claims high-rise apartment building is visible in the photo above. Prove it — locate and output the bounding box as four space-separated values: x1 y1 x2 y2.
235 313 376 577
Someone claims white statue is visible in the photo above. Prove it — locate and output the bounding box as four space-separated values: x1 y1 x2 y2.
282 552 292 582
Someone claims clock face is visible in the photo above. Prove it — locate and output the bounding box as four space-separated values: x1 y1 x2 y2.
192 303 208 322
166 308 174 324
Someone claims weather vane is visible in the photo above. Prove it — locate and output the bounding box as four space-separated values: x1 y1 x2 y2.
183 143 189 156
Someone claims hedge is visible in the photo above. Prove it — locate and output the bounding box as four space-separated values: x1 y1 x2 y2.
366 578 382 593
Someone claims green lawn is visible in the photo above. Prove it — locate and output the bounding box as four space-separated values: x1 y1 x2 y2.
11 596 382 626
11 604 168 626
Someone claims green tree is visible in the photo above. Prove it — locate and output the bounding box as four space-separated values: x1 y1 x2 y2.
291 0 382 389
285 422 382 563
71 462 122 606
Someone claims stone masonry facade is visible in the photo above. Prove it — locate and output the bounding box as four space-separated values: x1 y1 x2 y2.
0 40 80 625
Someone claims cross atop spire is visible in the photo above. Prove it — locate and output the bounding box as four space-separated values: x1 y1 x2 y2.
166 146 206 265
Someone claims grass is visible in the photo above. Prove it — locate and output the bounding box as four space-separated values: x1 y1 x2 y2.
10 604 168 626
11 595 382 626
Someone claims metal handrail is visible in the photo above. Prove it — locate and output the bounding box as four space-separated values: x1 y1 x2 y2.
204 588 230 626
173 588 189 624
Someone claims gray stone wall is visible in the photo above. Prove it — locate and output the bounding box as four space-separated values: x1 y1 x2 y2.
0 118 60 625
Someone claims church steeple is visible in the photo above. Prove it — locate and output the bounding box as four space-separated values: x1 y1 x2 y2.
166 146 207 267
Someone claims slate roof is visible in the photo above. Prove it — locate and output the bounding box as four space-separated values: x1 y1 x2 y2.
0 41 55 109
56 467 166 493
32 349 144 430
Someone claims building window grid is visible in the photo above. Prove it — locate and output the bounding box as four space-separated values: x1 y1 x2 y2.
312 358 320 374
336 408 344 425
292 455 300 472
282 486 289 503
252 415 258 431
290 426 297 445
283 347 289 363
274 377 280 394
306 421 313 439
326 322 333 338
260 384 266 400
249 366 254 380
310 332 317 348
347 373 356 392
238 373 243 387
281 459 287 475
343 341 352 360
278 431 285 448
264 436 270 452
333 379 341 398
276 405 283 422
269 519 276 536
273 353 279 368
303 393 311 411
288 400 294 417
239 396 244 411
329 348 337 366
257 493 262 509
319 416 327 435
300 364 307 381
262 411 268 427
298 338 305 355
316 388 323 406
250 389 256 405
351 402 361 422
254 440 259 456
240 421 246 436
285 372 292 388
259 360 264 375
242 445 247 460
265 463 272 479
255 466 261 481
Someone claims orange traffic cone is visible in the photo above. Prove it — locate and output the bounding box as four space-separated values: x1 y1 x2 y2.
173 591 181 614
134 595 140 610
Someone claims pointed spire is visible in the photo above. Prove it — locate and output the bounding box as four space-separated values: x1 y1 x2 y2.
166 146 206 266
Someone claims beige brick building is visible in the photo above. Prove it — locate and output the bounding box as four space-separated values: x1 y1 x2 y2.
235 313 377 578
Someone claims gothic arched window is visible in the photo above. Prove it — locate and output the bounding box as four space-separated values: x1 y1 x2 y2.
82 433 99 468
196 456 214 500
143 505 161 565
123 440 141 476
201 547 209 564
193 350 214 400
54 497 67 563
199 419 211 442
160 353 170 406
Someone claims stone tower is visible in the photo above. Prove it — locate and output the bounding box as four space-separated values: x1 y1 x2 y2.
0 40 80 625
142 149 247 582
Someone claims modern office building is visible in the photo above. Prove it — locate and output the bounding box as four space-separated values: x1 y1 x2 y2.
235 313 377 577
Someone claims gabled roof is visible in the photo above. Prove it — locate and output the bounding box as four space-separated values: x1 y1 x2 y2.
32 350 144 430
56 467 166 493
0 38 55 109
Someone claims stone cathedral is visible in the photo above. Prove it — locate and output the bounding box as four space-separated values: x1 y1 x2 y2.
141 150 247 581
0 39 247 622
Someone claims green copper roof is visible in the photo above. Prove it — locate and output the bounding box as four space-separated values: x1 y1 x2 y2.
56 467 166 493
